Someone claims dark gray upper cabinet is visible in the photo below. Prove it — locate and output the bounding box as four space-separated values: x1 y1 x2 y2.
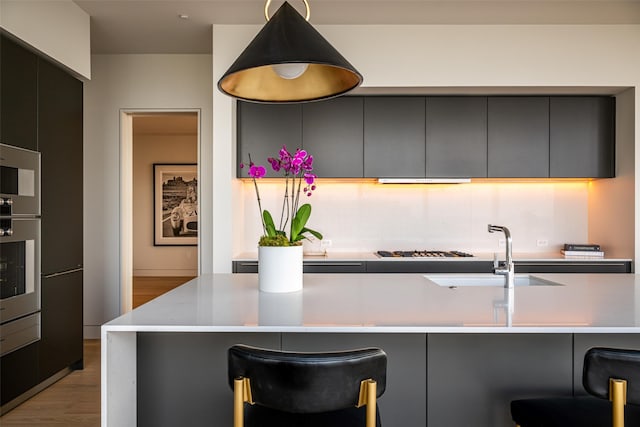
426 97 487 178
237 95 614 179
1 34 38 151
302 97 364 178
550 97 615 178
237 102 302 178
364 97 426 178
488 97 550 178
38 58 84 275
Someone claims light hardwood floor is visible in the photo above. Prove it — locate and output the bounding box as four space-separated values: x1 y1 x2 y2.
133 275 195 308
0 340 100 426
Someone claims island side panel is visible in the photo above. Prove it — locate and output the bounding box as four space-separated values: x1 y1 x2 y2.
573 334 640 395
427 333 573 427
136 332 280 427
102 330 137 427
281 332 427 426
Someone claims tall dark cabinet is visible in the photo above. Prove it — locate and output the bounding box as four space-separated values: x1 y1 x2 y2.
0 35 38 150
0 33 83 410
37 57 84 380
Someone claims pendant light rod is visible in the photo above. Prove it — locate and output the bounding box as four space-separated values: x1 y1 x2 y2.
265 0 310 21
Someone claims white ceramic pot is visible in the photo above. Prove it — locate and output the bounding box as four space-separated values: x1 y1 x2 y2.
258 245 303 293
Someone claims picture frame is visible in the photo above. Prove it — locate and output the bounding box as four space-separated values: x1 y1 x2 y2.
153 163 198 246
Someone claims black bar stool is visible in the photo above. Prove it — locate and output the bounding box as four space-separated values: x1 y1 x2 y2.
228 344 387 427
511 347 640 427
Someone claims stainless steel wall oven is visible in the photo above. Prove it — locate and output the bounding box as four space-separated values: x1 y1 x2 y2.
0 144 41 356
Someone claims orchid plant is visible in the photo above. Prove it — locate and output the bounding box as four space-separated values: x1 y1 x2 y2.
241 146 323 247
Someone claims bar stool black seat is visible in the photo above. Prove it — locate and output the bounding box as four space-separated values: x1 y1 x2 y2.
228 344 387 427
511 347 640 427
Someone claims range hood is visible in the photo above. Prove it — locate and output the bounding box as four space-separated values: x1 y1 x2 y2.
377 178 471 184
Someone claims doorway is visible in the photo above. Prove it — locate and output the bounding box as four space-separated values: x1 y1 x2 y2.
120 110 200 312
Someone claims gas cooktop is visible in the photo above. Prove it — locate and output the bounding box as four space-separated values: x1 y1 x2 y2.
376 250 474 258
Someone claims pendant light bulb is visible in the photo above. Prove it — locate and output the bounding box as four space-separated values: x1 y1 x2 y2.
272 63 309 80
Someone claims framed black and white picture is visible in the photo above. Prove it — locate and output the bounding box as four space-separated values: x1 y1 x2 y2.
153 164 198 246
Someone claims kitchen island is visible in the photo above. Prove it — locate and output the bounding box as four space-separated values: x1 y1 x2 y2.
102 273 640 427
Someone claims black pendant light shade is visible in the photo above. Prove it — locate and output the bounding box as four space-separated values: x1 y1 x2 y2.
217 1 363 103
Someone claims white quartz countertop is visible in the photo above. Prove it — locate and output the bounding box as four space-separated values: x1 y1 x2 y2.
104 273 640 333
233 252 632 262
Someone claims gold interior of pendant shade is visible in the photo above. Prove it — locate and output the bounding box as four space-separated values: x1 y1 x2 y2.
219 63 361 102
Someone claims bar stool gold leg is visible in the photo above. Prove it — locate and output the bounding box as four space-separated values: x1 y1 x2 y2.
234 378 244 427
366 380 377 427
610 378 627 427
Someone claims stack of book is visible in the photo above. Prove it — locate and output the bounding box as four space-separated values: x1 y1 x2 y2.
561 244 604 258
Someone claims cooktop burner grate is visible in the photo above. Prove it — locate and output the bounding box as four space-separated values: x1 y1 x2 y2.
376 250 474 258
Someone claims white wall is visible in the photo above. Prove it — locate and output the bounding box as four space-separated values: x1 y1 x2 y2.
590 88 636 259
133 133 198 276
0 0 90 79
213 24 640 271
238 181 589 254
84 54 212 337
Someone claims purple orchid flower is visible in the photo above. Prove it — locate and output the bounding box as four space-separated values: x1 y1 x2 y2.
248 164 266 179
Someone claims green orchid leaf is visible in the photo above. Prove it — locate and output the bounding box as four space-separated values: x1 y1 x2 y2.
292 227 323 243
291 204 311 241
263 210 277 237
302 227 323 240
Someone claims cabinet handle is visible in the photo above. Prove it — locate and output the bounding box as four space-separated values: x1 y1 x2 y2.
517 262 626 267
42 267 83 279
304 262 364 267
239 262 365 267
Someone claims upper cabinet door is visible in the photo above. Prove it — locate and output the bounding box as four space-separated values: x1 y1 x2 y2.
302 97 364 178
426 97 487 178
38 58 84 274
237 102 302 178
0 35 38 151
364 97 426 178
550 97 614 178
488 97 549 178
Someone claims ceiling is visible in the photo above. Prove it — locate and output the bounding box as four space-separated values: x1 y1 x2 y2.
74 0 640 54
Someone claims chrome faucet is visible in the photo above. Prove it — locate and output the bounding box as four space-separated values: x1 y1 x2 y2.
488 224 514 289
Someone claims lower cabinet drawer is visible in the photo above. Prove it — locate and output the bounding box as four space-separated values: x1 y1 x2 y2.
366 261 493 273
515 262 632 273
233 261 367 273
303 262 366 273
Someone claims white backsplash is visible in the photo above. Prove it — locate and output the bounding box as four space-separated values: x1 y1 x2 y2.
238 181 589 254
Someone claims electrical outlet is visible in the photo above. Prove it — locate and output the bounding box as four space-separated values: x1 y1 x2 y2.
536 238 549 247
498 238 506 248
320 239 332 248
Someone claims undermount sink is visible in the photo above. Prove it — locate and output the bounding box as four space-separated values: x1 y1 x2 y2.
424 274 563 288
